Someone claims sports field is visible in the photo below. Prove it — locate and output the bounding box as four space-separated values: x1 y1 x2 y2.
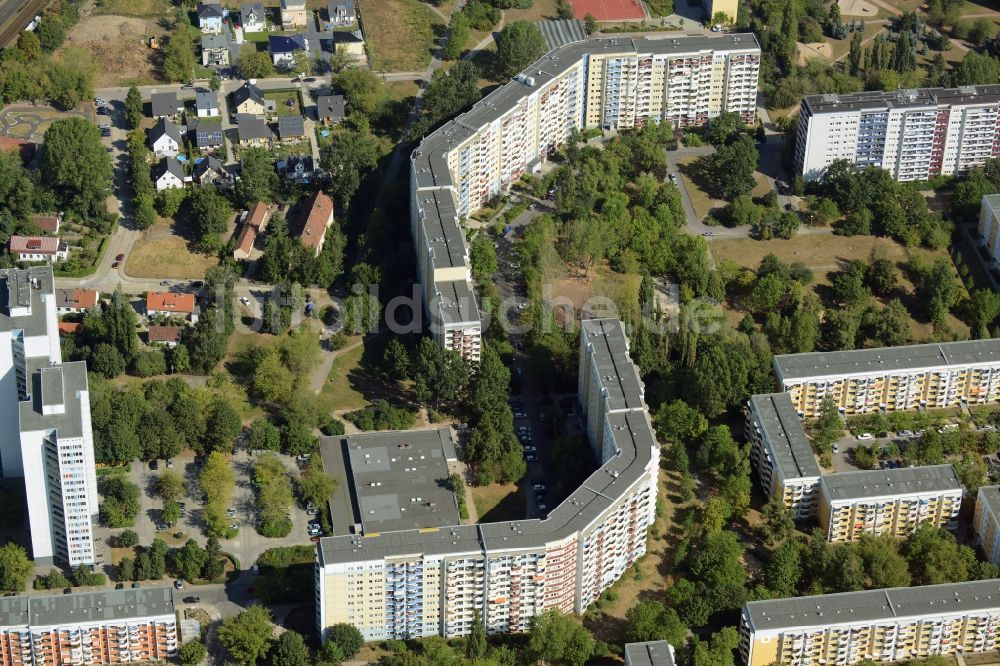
569 0 647 20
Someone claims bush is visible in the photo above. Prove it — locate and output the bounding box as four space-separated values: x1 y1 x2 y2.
344 399 415 431
34 568 71 590
320 416 346 436
73 565 106 587
179 639 207 666
131 350 167 377
257 515 293 538
99 476 141 527
112 529 139 548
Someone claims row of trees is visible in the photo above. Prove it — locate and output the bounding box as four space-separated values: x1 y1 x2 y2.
216 605 363 666
253 454 294 538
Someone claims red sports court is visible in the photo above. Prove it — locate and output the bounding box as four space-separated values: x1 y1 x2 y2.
571 0 647 21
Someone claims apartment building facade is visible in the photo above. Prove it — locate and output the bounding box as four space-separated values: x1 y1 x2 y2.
818 464 962 542
0 587 178 666
316 319 659 641
772 340 1000 418
0 267 99 567
794 85 1000 182
977 194 1000 267
974 485 1000 565
745 393 822 520
410 33 759 362
740 579 1000 666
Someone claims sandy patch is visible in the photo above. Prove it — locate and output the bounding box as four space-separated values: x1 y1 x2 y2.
839 0 879 16
64 16 165 87
797 41 832 64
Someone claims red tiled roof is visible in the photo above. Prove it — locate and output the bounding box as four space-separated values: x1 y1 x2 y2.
58 322 82 335
247 201 268 229
0 137 36 163
9 235 59 254
148 325 183 343
31 214 60 233
300 190 333 249
59 288 99 310
235 223 258 255
146 292 196 313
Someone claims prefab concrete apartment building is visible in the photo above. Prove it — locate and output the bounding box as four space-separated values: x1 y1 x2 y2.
0 587 178 666
794 85 1000 182
772 340 1000 419
739 579 1000 666
0 267 98 567
315 319 660 641
410 32 760 362
974 485 1000 566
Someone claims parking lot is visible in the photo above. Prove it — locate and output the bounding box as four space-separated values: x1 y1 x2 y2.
119 449 320 572
829 421 999 474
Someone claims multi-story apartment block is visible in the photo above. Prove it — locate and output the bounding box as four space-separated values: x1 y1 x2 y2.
316 319 659 641
794 85 1000 182
773 340 1000 418
745 393 822 520
818 464 962 542
0 267 98 567
0 587 178 666
410 33 760 362
739 578 1000 666
974 485 1000 565
977 194 1000 268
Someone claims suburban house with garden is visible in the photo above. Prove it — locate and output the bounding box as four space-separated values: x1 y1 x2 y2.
317 95 345 125
151 92 183 120
149 118 182 158
330 30 364 58
147 325 184 348
239 2 266 32
201 34 230 67
146 292 200 324
232 82 265 116
327 0 356 27
193 157 231 187
194 121 224 150
30 213 61 235
233 201 270 261
299 190 334 255
153 157 185 191
9 235 69 262
55 288 99 314
236 115 275 147
269 34 308 68
197 1 225 33
196 91 220 117
280 0 308 29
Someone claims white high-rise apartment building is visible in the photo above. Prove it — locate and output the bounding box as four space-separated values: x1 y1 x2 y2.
794 85 1000 182
0 267 98 567
411 33 760 362
316 319 659 641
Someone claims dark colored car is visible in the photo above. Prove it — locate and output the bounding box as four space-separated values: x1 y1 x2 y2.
183 596 200 603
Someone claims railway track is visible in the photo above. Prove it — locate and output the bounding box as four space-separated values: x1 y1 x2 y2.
0 0 52 49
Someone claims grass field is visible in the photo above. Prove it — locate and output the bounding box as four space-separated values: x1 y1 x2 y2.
322 342 368 411
471 482 526 523
710 234 971 339
504 0 560 22
126 217 220 280
357 0 444 72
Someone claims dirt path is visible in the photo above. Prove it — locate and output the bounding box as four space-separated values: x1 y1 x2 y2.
309 337 365 394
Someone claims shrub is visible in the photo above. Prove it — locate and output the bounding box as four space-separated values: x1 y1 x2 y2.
319 416 345 436
112 529 139 548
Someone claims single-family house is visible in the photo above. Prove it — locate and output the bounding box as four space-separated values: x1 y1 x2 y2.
236 115 275 147
280 0 308 29
330 30 364 58
194 120 224 150
149 118 183 157
55 288 99 314
151 92 183 120
30 213 61 235
58 321 82 336
277 115 305 142
316 94 345 125
148 325 184 347
269 34 308 68
147 292 200 323
201 34 230 67
197 1 225 33
9 236 69 262
233 201 270 260
278 155 314 183
196 91 220 118
240 2 266 32
154 157 186 191
327 0 356 27
193 156 231 187
299 190 334 255
231 82 265 116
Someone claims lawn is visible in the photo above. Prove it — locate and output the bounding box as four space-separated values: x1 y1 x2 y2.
321 341 369 411
126 216 220 279
504 0 560 22
677 156 723 219
470 482 526 523
710 234 971 339
827 23 885 61
263 89 303 116
357 0 444 72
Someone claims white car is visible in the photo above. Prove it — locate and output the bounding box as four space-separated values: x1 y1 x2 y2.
240 296 250 305
857 433 873 441
832 444 840 453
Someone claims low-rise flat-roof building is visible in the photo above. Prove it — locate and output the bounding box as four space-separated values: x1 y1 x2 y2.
625 641 676 666
740 579 1000 666
974 485 1000 566
746 393 822 520
818 464 962 542
773 340 1000 418
0 587 179 665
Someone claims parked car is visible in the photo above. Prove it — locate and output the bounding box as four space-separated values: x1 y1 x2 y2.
525 453 537 462
173 579 183 589
183 596 200 603
856 433 873 441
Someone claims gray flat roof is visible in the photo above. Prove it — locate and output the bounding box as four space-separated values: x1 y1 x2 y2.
802 85 1000 116
581 319 644 412
748 393 821 480
978 485 1000 519
27 586 175 627
340 428 460 533
821 464 961 502
418 190 464 270
773 339 1000 383
0 596 29 627
625 641 675 666
745 578 1000 632
19 361 89 439
1 267 55 338
538 18 587 50
40 366 64 407
434 279 479 327
319 362 657 563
